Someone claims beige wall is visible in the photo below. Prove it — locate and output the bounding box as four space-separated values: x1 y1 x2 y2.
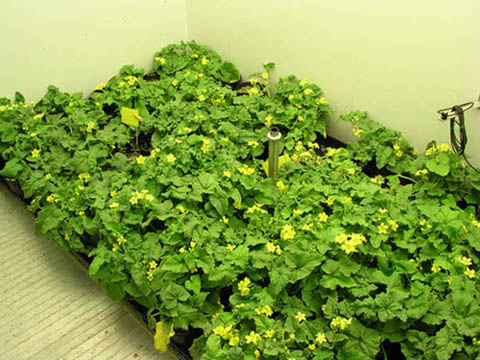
186 0 480 164
0 0 187 101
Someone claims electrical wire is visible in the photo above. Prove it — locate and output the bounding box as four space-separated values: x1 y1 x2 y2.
438 102 480 173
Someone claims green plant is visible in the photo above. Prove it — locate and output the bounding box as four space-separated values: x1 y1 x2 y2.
1 41 480 360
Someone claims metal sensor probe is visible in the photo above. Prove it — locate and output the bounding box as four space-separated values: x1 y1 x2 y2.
267 127 282 179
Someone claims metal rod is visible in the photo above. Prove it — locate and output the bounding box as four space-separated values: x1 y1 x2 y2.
267 127 281 179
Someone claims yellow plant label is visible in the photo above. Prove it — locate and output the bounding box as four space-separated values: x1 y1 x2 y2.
121 107 143 127
154 321 175 353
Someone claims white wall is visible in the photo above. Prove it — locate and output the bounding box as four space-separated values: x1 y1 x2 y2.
186 0 480 164
0 0 188 101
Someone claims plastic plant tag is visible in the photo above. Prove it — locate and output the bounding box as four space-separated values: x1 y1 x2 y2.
154 320 175 353
121 107 142 127
263 153 291 176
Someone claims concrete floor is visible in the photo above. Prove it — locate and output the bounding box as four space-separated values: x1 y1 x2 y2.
0 183 184 360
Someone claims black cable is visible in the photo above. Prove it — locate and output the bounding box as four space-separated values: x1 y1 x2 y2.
445 103 480 173
449 105 467 155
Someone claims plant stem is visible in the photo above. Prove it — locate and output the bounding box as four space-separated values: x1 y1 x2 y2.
398 174 416 183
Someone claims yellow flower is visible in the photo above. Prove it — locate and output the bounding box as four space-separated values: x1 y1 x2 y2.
238 277 251 296
245 331 262 344
293 209 304 216
264 329 275 338
318 212 328 222
395 150 403 157
261 72 269 80
276 180 288 191
335 233 348 244
147 269 154 281
166 154 176 163
266 242 276 253
346 168 356 175
288 94 295 101
179 247 186 254
281 224 296 240
213 325 233 340
472 220 480 228
149 260 158 269
201 56 209 65
353 128 363 138
198 94 206 102
326 197 334 206
228 336 240 346
171 79 178 86
96 82 107 90
78 211 85 216
378 208 388 214
248 87 259 96
145 194 154 202
31 149 40 158
316 97 328 105
304 88 313 95
275 245 282 255
136 155 145 164
295 312 307 323
316 332 327 344
112 243 119 252
129 196 138 205
350 233 366 246
265 114 273 127
331 317 352 330
222 216 229 224
237 164 255 175
457 256 473 266
45 173 52 180
341 240 358 255
46 194 56 203
465 268 476 279
302 223 313 231
248 140 259 148
378 223 389 234
155 56 166 65
109 202 119 209
223 170 231 178
246 203 268 215
226 244 236 251
33 113 44 120
431 263 441 273
388 219 399 231
254 350 260 358
109 191 117 197
201 138 210 153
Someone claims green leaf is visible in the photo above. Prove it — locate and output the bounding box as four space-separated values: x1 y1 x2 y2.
218 61 240 83
197 173 217 194
185 274 201 295
161 283 190 309
89 255 105 277
375 292 406 322
34 206 67 235
426 152 450 176
105 282 125 301
161 255 188 273
71 150 97 173
0 159 24 178
319 274 356 289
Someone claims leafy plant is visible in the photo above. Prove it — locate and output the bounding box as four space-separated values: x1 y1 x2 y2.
1 41 480 360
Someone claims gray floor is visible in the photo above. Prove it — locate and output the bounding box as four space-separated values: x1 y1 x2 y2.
0 183 183 360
